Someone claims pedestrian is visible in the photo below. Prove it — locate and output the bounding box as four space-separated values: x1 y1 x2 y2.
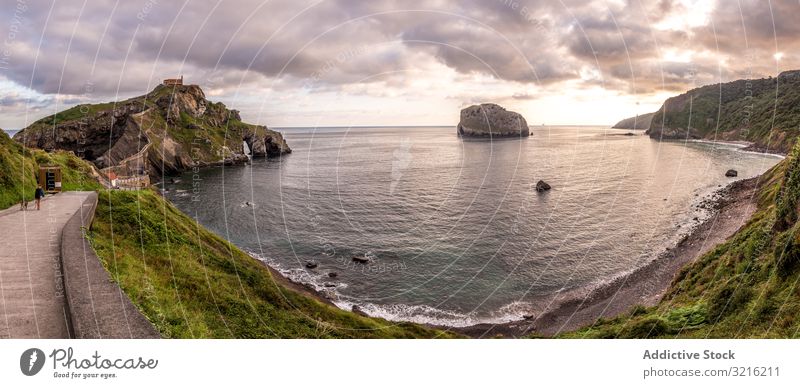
34 185 45 210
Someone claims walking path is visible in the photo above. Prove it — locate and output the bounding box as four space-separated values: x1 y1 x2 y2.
0 192 93 338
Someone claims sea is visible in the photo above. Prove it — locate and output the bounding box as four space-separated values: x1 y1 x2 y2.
162 126 782 327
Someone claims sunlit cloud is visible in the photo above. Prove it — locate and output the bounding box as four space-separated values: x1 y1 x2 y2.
654 0 716 32
0 0 797 129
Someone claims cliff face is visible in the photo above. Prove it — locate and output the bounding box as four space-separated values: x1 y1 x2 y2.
13 84 291 177
612 112 655 130
646 70 800 154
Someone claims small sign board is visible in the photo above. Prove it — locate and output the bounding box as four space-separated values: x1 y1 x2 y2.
38 166 62 193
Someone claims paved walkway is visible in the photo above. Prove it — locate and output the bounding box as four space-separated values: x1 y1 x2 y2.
0 192 93 338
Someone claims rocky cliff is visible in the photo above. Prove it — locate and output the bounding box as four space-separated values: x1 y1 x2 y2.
13 84 291 177
457 103 529 137
612 112 655 130
646 70 800 154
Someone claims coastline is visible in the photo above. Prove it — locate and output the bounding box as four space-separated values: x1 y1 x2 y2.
260 261 339 308
452 175 763 338
172 131 785 337
241 176 761 338
243 175 763 338
685 138 786 158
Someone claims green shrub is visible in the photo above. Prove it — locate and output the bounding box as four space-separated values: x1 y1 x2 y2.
773 229 800 277
756 297 779 322
665 305 707 330
630 305 648 316
707 278 754 321
621 317 669 338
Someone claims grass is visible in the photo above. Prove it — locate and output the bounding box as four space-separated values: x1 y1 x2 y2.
0 131 100 209
0 131 37 209
88 189 459 338
30 102 115 127
560 142 800 338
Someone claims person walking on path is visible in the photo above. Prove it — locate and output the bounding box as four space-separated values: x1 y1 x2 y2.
34 185 45 210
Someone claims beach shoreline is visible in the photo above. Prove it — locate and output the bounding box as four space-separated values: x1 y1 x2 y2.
451 175 763 338
248 174 763 337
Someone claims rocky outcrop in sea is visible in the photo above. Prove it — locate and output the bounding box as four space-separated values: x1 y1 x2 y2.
457 103 529 138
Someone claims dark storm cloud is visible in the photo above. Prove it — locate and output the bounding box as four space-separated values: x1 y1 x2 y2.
0 0 799 100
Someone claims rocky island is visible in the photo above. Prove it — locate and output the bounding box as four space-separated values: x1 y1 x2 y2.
13 82 291 178
457 103 529 137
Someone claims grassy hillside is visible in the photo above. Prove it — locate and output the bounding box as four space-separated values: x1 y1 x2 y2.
88 189 457 338
648 70 800 153
561 144 800 338
0 130 101 209
612 112 655 129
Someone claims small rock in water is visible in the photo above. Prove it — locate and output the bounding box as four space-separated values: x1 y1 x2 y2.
352 305 368 317
725 169 738 177
328 272 338 278
352 256 370 264
305 261 318 269
535 180 551 192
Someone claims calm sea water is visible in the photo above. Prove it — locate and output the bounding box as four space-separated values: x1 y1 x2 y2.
164 126 781 326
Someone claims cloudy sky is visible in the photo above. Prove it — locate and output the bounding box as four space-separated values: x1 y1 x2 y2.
0 0 797 129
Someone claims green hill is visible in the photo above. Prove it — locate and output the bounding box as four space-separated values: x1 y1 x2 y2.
13 84 290 177
612 112 655 129
0 130 101 209
561 143 800 338
88 189 457 338
647 70 800 154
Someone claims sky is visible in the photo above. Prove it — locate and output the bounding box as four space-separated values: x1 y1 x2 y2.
0 0 798 129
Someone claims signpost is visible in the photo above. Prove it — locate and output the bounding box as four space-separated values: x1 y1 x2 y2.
38 166 62 193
